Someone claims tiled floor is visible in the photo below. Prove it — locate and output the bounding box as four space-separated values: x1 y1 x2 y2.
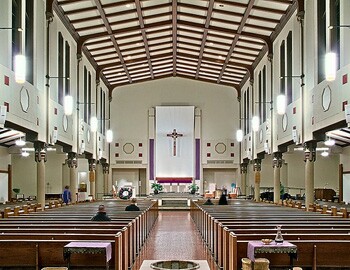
133 211 218 270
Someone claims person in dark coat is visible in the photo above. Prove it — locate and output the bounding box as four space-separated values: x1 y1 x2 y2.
91 205 111 221
125 198 140 211
218 194 228 205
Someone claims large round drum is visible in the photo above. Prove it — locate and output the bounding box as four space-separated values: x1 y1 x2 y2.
150 260 200 270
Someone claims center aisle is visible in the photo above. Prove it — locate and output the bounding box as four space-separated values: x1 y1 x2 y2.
133 211 218 269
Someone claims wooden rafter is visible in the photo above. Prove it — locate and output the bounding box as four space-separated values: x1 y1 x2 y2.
94 0 131 83
55 0 295 91
172 0 177 76
135 0 154 79
218 0 258 83
195 0 215 79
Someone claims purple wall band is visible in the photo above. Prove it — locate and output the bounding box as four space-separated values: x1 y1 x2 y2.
149 139 154 180
195 138 200 180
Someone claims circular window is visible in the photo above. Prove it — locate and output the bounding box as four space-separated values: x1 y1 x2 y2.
322 85 332 112
62 115 68 132
20 87 30 112
282 113 288 132
215 143 226 154
123 143 134 154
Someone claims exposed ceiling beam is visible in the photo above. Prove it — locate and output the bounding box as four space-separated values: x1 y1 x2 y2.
177 20 271 48
79 20 173 45
135 0 154 79
93 0 132 83
172 0 177 76
195 0 215 79
217 0 257 83
64 6 96 15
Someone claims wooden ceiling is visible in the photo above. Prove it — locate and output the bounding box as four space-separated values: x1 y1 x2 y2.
53 0 299 95
0 128 25 147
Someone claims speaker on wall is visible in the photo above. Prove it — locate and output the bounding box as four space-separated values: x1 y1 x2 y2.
79 141 85 154
51 129 58 144
0 105 7 126
345 104 350 125
264 142 270 154
246 150 252 160
292 129 299 144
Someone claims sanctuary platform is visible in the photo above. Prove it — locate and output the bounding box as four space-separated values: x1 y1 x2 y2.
148 192 202 210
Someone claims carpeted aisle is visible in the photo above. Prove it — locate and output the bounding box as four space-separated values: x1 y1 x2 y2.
132 211 218 269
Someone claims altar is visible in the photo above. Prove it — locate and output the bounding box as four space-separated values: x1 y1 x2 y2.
156 177 193 193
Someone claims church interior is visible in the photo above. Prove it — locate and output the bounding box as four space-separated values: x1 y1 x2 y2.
0 0 350 269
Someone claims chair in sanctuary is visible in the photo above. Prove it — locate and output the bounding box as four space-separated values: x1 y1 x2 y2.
254 258 270 270
242 258 252 270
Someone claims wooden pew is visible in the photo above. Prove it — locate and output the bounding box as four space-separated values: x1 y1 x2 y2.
191 200 350 270
0 200 158 270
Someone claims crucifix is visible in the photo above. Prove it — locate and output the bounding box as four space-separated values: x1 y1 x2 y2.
167 129 183 156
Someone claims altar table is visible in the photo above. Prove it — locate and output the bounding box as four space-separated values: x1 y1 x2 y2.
63 241 112 269
247 241 297 269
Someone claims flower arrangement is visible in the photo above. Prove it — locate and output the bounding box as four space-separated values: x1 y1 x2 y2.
151 183 163 194
118 187 133 200
188 183 199 194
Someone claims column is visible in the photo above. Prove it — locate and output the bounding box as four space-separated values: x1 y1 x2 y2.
148 107 155 196
34 142 47 210
194 108 202 193
67 152 78 204
304 141 316 209
88 158 96 200
253 159 261 202
101 161 110 195
240 162 248 196
273 152 283 204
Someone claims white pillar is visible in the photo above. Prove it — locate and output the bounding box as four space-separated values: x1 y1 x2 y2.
304 142 316 209
88 158 96 200
253 159 262 202
240 162 248 196
273 152 283 204
67 152 78 204
35 142 46 210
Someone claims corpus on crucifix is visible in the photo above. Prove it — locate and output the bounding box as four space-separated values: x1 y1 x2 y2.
167 129 183 156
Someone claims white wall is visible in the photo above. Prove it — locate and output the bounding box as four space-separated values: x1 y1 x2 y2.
11 150 67 197
45 152 67 193
203 168 237 193
12 154 36 197
0 147 11 171
111 77 238 143
284 150 339 194
112 169 140 196
110 77 239 193
244 149 340 196
340 146 350 171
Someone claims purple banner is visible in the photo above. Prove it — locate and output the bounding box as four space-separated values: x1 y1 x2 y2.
195 138 200 180
149 139 154 180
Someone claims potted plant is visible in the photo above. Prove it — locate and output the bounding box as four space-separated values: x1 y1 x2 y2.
151 183 163 194
188 183 199 194
12 188 20 202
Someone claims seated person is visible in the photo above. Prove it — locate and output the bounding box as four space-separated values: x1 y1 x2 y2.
203 198 214 205
125 198 140 211
218 194 228 205
91 205 111 221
